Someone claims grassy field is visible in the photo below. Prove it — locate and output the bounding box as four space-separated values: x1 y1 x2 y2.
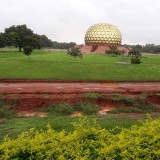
0 115 141 142
0 49 160 80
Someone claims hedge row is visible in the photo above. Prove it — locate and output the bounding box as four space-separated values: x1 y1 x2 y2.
0 117 160 159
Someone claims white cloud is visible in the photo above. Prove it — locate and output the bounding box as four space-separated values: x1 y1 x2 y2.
0 0 160 44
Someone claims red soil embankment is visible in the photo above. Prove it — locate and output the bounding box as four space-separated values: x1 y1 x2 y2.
0 82 159 111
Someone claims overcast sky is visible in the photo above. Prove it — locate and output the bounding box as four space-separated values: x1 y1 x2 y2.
0 0 160 45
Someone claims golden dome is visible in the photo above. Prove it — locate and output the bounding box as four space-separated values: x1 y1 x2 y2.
85 23 122 49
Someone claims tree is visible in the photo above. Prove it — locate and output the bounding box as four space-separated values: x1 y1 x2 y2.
0 33 6 49
153 45 160 54
23 34 41 49
105 50 113 56
5 24 40 52
105 50 123 56
67 47 82 59
129 50 142 64
131 56 142 64
39 35 53 48
128 50 142 57
142 44 155 53
23 46 33 59
133 44 143 51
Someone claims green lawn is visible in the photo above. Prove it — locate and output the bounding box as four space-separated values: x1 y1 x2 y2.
0 115 140 142
0 49 160 80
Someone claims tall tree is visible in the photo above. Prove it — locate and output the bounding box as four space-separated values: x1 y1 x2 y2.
5 24 40 52
0 33 6 49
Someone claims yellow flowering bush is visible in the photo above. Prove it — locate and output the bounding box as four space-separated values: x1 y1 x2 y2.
0 117 160 160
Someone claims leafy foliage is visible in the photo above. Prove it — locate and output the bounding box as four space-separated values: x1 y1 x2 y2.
3 24 58 51
0 96 16 118
23 46 33 57
122 44 160 54
0 33 6 49
44 102 74 116
83 93 105 99
128 50 142 64
43 102 100 116
105 49 124 56
113 94 135 105
112 94 156 113
5 24 40 52
53 41 76 49
67 47 82 59
109 106 142 113
0 117 160 159
131 56 142 64
0 105 16 119
39 35 53 48
128 50 142 57
74 102 100 115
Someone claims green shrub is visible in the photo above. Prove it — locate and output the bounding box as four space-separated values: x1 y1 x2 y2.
0 117 160 159
44 102 74 116
105 49 123 56
67 47 82 59
109 106 142 113
11 97 18 107
139 93 149 100
131 56 142 64
74 102 100 115
128 50 142 57
0 97 6 107
112 94 156 113
0 105 16 119
113 94 135 105
23 46 33 57
134 99 156 112
83 93 105 99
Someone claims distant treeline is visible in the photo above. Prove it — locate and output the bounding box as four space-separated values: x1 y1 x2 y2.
122 44 160 53
52 42 76 49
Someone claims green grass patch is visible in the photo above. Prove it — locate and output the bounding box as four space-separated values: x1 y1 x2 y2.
0 96 16 119
0 115 141 142
109 106 143 114
83 93 106 99
74 102 100 115
0 105 16 119
112 94 157 113
134 99 156 112
139 93 149 99
40 102 100 116
0 49 160 80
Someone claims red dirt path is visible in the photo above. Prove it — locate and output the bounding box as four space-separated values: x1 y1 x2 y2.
0 82 160 111
0 82 160 94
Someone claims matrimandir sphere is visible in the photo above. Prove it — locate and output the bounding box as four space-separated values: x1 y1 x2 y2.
85 23 122 49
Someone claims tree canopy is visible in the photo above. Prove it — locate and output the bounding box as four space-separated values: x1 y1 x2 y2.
39 35 53 48
0 24 77 51
4 24 40 52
